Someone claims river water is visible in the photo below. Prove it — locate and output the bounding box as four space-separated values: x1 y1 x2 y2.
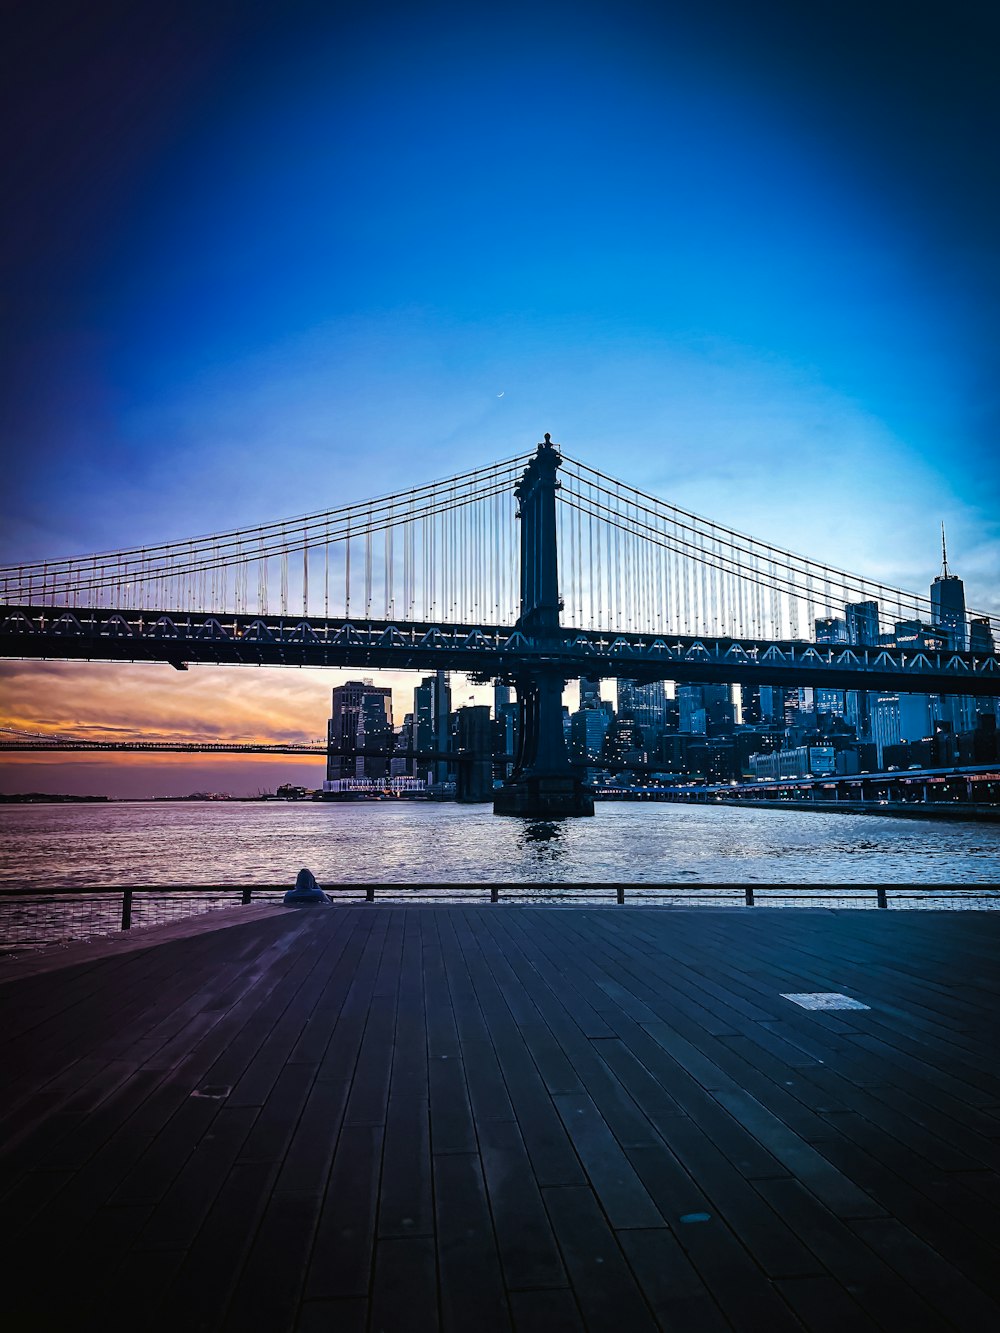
2 800 997 950
2 798 998 887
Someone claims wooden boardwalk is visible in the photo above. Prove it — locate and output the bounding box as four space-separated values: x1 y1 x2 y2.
2 904 999 1332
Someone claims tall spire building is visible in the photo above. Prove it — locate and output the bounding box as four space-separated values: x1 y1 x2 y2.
930 524 968 649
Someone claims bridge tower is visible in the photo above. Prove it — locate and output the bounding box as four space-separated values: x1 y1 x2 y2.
494 435 595 817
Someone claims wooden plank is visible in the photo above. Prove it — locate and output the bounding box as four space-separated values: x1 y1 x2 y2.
295 1298 367 1333
508 1289 584 1333
541 1185 659 1333
617 1227 733 1332
158 1159 279 1329
428 1053 477 1155
628 1120 822 1279
370 1237 439 1333
378 1096 433 1239
478 1118 567 1291
304 1124 383 1300
775 1275 883 1333
222 1189 323 1332
550 1092 663 1229
132 1104 258 1249
753 1175 954 1330
237 1062 317 1167
850 1216 1000 1329
434 1152 510 1332
710 1088 886 1217
342 993 397 1127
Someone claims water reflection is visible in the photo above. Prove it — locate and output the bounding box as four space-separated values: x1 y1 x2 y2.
521 820 564 843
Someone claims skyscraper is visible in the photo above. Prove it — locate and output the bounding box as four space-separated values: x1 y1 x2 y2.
930 525 967 649
676 684 707 734
740 684 762 725
431 670 452 784
617 679 667 732
413 671 453 784
327 680 393 780
355 689 394 779
970 618 996 653
578 676 603 711
846 600 880 646
456 706 493 802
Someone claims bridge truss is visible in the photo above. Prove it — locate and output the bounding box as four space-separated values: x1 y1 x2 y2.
3 608 998 696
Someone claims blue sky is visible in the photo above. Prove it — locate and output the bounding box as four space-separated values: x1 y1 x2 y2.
2 0 998 792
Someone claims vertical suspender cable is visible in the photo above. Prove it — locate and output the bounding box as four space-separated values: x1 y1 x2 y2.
345 519 352 618
365 509 373 618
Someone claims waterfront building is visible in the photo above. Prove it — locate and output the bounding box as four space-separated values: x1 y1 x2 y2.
814 688 846 717
493 682 518 777
808 744 836 775
578 676 603 710
750 746 811 780
603 716 645 771
845 689 870 739
414 670 453 784
326 679 393 781
703 684 736 735
322 775 427 796
733 725 784 776
570 707 611 782
456 705 493 803
748 744 833 780
676 684 706 734
740 685 762 725
413 678 433 781
687 738 737 782
617 679 668 732
869 694 900 768
355 689 394 779
758 685 789 725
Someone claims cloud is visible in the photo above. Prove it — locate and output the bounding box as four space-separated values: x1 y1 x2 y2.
0 659 495 796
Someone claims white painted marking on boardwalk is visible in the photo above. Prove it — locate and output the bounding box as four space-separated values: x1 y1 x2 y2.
781 993 870 1011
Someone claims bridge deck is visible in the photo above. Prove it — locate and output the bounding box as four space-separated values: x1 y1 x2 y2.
2 904 999 1331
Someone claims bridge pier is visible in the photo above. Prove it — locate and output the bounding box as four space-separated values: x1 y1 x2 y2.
493 436 593 817
494 670 594 817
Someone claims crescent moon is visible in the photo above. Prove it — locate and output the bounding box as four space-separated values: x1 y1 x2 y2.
497 391 504 398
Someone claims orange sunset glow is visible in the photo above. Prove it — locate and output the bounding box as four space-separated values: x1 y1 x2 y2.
0 660 490 798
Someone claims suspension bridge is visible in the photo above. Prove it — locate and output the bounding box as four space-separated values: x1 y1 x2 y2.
3 436 998 814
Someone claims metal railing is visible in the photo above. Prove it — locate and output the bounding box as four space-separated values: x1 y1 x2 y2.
1 884 999 955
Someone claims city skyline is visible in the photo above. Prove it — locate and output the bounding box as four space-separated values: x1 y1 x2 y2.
3 0 999 794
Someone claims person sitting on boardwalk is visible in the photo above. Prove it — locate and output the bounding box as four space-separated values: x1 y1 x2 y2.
283 867 329 906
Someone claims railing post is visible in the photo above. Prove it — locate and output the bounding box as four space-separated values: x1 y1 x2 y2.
617 886 625 905
366 886 375 903
242 888 252 905
121 888 133 930
876 887 888 909
745 887 755 906
491 886 499 904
